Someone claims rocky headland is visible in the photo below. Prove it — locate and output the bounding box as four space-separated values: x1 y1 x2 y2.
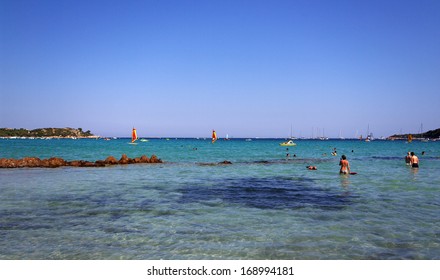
0 154 162 168
388 128 440 140
0 127 96 138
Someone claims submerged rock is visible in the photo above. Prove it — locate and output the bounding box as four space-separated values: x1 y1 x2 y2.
197 160 233 166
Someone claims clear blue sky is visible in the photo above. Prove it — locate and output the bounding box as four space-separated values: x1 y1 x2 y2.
1 0 439 138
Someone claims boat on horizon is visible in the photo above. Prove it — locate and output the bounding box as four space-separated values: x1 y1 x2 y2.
288 124 297 140
365 125 374 142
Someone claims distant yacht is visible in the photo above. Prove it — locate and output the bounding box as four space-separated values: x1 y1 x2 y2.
365 125 373 142
420 123 429 142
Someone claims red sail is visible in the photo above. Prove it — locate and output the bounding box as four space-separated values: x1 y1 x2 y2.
132 128 138 143
212 130 217 143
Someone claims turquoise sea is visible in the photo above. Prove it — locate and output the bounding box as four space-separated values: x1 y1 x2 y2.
1 138 439 259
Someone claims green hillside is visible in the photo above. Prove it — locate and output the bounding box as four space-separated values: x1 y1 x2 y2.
389 128 440 140
0 127 94 138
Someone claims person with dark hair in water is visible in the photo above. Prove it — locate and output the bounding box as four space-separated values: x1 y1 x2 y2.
339 155 350 174
410 152 419 168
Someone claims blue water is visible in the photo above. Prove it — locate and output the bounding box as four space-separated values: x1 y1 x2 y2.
1 138 439 259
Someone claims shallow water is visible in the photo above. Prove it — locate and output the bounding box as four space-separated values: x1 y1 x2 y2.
1 138 439 259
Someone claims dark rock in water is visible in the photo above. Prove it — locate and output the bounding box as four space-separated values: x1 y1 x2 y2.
119 154 130 164
94 160 106 167
19 157 42 167
140 155 150 163
197 162 217 166
41 157 66 168
0 158 17 168
132 157 141 163
104 156 118 165
150 155 162 163
68 160 82 167
0 154 163 168
197 161 232 166
254 160 270 164
81 161 96 167
69 160 97 167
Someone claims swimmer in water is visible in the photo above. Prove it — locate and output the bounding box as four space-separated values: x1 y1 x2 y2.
410 152 419 168
339 155 350 174
405 152 411 165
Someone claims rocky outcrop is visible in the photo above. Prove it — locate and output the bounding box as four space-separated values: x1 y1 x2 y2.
119 154 130 164
140 155 150 163
104 156 118 165
0 154 162 168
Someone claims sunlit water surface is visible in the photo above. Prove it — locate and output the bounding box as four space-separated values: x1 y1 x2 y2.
1 138 439 259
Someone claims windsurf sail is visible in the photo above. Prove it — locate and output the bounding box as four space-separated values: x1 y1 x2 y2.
408 134 413 143
212 130 218 143
132 128 138 143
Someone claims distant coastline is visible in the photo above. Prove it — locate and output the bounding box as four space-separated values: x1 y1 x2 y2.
1 127 439 140
388 128 440 141
0 127 98 139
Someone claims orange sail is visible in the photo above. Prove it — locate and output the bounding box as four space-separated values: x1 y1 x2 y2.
212 130 218 143
132 128 138 143
408 134 413 143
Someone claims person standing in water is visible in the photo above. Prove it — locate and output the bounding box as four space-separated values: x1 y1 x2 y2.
405 152 412 165
410 152 419 168
339 155 350 174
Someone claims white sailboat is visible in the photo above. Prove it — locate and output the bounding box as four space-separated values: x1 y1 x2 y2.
288 125 297 140
365 125 373 142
